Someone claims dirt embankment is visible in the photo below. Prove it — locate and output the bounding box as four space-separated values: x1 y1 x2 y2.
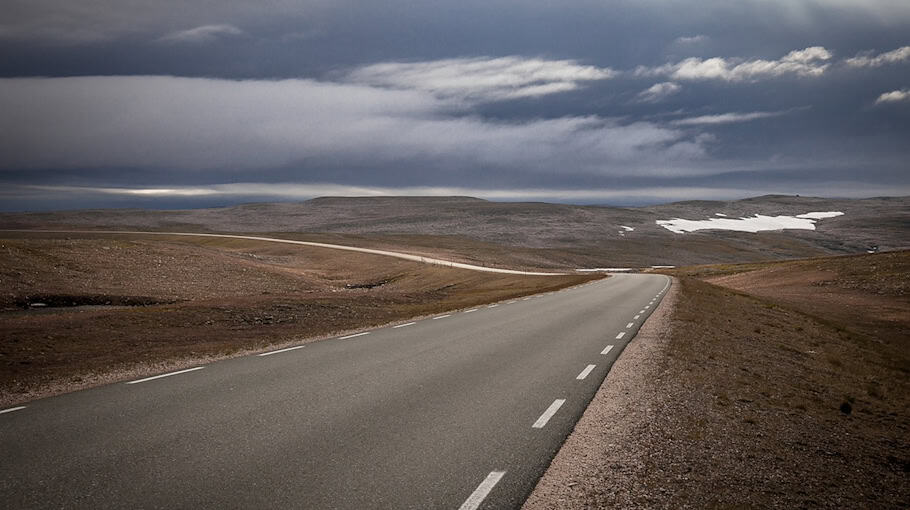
0 233 597 407
525 251 909 509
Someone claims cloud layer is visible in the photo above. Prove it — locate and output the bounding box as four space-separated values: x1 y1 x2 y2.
875 88 910 104
637 82 682 103
671 111 788 126
0 73 706 177
0 1 907 209
345 57 615 102
156 24 245 44
846 46 910 67
638 47 833 82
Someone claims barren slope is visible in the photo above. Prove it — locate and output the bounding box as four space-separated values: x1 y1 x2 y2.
0 232 596 406
526 251 909 509
2 195 907 267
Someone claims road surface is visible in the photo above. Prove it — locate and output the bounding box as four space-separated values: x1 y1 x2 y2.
0 273 670 509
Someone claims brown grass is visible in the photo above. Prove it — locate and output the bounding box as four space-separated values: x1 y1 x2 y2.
526 250 909 508
649 277 909 508
0 232 598 406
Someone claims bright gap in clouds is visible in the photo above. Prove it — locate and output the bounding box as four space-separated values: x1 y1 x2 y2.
19 184 907 205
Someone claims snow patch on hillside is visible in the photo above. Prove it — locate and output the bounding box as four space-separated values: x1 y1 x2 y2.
795 212 845 219
656 211 844 234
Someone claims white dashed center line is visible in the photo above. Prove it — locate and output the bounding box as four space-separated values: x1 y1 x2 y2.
393 322 416 329
522 297 531 301
340 332 370 340
487 304 499 308
0 406 26 415
626 322 634 329
576 364 596 380
126 366 205 385
601 345 614 355
615 332 626 340
459 471 506 510
432 314 451 320
464 309 478 314
532 399 566 428
644 305 650 309
258 345 305 357
633 314 640 320
639 310 646 314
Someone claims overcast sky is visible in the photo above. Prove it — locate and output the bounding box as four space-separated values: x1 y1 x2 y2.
1 0 908 211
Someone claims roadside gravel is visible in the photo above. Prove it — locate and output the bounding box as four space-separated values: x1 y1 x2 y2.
523 276 679 509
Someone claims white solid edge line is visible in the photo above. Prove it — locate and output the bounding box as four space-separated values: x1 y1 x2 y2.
393 322 416 329
0 406 26 415
601 345 614 355
626 322 634 329
340 332 370 339
126 366 205 385
459 471 506 510
532 399 566 428
464 309 478 313
615 332 626 339
258 345 305 357
576 364 597 380
432 314 451 320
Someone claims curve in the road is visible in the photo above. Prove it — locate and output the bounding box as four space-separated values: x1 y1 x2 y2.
0 230 565 276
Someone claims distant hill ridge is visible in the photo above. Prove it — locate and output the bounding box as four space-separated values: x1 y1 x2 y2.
1 195 907 266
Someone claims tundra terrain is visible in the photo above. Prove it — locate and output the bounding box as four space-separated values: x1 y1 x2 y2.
2 196 908 508
526 250 909 509
0 232 596 406
2 195 907 267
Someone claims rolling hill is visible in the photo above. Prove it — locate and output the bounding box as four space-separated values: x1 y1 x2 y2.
2 195 907 267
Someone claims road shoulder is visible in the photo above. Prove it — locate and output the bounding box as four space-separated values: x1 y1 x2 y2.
522 276 679 509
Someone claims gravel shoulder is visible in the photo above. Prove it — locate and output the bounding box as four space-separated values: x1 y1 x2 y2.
522 276 680 509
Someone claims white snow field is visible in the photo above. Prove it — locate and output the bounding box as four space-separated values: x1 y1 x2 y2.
795 212 846 219
656 211 844 234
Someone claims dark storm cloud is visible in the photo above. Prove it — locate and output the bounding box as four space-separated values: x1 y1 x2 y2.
0 0 908 210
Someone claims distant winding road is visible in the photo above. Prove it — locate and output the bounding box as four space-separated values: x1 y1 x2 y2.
0 230 564 275
0 270 670 509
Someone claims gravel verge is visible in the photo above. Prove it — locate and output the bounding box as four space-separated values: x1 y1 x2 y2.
522 276 679 509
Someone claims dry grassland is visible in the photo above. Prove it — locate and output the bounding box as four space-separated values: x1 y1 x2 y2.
0 233 597 406
526 250 908 509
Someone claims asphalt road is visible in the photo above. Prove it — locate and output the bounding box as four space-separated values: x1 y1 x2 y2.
0 273 670 509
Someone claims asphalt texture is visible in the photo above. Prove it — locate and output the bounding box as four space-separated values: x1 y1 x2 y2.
0 273 670 509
